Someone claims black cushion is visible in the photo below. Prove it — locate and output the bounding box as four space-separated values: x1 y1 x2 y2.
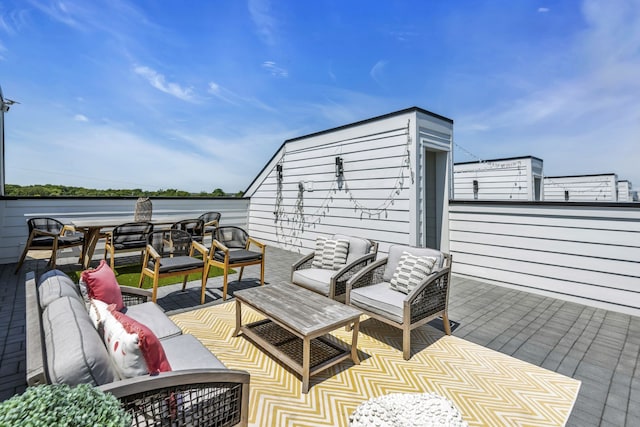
149 256 203 273
214 249 262 263
113 241 146 250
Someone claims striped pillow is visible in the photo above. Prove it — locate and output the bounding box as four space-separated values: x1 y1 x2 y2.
311 237 350 270
389 251 438 294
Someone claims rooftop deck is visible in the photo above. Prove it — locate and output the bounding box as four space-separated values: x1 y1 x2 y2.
3 246 639 426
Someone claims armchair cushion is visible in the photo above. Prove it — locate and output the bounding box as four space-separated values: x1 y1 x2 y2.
311 236 349 270
349 282 405 324
122 302 183 340
80 260 125 311
389 252 437 294
291 268 336 296
150 255 203 273
38 269 83 309
333 234 373 263
161 334 227 371
383 245 444 283
214 249 262 263
43 297 118 386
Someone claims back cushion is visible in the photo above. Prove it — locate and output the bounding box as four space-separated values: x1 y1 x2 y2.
80 260 125 311
42 297 119 386
383 245 444 282
38 269 83 309
333 234 372 264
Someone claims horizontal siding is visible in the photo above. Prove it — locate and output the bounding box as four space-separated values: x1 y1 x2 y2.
544 176 616 201
248 112 419 256
454 160 531 201
449 201 640 316
0 198 249 264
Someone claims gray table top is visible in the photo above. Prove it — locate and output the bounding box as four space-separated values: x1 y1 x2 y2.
234 282 362 336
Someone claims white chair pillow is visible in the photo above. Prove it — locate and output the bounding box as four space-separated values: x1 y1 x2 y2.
389 251 438 294
311 236 350 270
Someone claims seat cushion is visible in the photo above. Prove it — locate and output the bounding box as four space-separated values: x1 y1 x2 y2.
42 297 119 386
113 240 146 250
292 268 336 296
161 334 227 371
389 252 438 294
333 234 372 264
214 249 262 263
80 259 125 311
383 245 444 282
38 269 83 309
349 282 405 324
151 256 203 273
123 302 183 340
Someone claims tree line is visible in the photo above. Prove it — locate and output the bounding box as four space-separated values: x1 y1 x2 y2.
4 184 244 198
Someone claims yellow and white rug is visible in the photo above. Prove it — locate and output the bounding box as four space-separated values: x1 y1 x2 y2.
171 302 580 427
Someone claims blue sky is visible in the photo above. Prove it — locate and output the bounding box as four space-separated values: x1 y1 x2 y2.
1 0 638 193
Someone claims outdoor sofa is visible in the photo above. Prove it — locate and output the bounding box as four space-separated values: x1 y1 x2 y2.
25 267 249 426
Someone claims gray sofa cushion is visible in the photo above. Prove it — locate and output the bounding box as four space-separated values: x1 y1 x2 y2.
122 302 182 340
38 269 83 309
350 282 405 324
42 297 119 386
383 245 444 282
161 334 227 371
292 268 336 296
333 234 372 264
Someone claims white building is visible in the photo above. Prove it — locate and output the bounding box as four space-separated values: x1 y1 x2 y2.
244 107 454 255
544 173 618 202
617 180 633 202
453 156 543 201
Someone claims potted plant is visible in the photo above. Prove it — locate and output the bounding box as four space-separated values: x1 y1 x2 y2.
0 384 131 426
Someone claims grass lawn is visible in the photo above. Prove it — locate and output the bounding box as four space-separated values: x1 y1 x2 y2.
67 263 231 289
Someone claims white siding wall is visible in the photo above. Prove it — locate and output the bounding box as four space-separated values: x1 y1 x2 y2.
0 197 249 265
617 180 632 202
544 175 618 202
454 158 534 201
248 113 418 256
449 201 640 316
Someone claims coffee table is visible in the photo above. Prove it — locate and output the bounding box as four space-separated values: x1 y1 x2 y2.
233 282 362 393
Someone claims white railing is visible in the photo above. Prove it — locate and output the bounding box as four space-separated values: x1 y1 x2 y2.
0 197 249 265
449 201 640 316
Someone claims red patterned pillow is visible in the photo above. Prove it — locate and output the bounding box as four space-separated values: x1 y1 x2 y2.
80 259 124 311
109 306 171 376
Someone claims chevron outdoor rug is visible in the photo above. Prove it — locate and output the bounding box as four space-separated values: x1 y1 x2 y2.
170 302 580 427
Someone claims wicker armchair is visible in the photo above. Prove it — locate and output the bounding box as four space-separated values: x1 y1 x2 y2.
103 221 154 269
346 244 452 360
291 235 378 300
15 217 85 273
204 226 265 301
138 229 208 303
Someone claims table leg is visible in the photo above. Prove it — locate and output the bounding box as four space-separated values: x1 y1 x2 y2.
233 299 242 337
351 318 360 365
302 336 311 394
80 227 101 269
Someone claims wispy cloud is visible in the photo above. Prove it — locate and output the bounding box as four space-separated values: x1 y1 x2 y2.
248 0 278 46
133 65 195 101
370 60 387 85
262 61 288 78
208 81 276 112
73 114 88 122
538 7 550 13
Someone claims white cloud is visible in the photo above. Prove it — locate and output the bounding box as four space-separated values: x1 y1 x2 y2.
370 60 387 85
262 61 288 78
73 114 88 122
538 7 550 13
133 65 195 101
248 0 278 46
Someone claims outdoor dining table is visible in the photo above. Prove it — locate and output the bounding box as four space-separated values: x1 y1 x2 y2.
64 214 198 269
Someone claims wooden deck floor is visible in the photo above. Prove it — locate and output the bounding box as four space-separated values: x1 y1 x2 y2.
3 246 639 426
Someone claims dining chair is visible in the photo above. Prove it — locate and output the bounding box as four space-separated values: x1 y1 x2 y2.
197 211 221 240
203 226 265 300
138 229 208 303
103 221 154 269
171 218 205 243
15 217 85 273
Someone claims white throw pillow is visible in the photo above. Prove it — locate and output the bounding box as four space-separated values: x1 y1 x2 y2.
311 236 350 270
389 252 438 294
